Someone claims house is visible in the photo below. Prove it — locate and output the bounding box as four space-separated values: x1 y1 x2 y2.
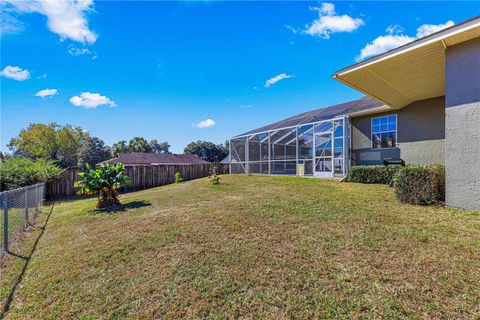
98 153 210 166
229 16 480 210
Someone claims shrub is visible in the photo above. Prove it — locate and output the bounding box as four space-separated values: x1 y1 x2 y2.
174 172 184 183
74 163 130 209
0 157 61 191
394 164 445 205
347 165 402 184
209 167 221 185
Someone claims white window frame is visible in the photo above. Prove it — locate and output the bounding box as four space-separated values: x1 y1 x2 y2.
370 114 398 150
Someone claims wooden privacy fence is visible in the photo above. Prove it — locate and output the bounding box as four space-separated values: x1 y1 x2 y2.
46 164 229 200
46 167 82 199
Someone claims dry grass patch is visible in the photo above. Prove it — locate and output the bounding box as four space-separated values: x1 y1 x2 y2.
1 175 479 319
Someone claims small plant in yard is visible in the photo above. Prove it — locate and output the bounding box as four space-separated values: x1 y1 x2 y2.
174 172 184 183
74 162 130 209
208 167 221 185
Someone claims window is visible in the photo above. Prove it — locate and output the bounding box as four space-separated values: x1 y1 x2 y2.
371 114 397 149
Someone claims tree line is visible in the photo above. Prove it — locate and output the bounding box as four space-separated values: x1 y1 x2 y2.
4 123 229 168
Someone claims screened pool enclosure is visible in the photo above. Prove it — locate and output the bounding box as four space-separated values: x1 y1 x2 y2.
230 116 351 178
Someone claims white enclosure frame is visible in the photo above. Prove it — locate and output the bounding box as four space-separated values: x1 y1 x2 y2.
229 115 350 178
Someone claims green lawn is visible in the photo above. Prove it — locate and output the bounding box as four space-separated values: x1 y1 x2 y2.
0 207 27 250
1 175 479 319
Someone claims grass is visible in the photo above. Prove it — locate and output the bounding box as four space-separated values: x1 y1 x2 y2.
1 175 479 319
0 207 29 249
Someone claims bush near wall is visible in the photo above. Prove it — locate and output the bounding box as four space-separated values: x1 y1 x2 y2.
394 164 445 205
347 165 402 184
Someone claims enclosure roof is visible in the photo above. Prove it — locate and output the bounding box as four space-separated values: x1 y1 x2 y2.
333 16 480 109
233 96 384 137
98 153 210 165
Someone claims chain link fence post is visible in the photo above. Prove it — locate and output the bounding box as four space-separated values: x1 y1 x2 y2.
3 192 8 251
25 188 29 228
35 185 39 212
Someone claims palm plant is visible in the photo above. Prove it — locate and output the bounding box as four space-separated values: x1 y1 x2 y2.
208 166 221 185
74 162 130 209
174 172 184 183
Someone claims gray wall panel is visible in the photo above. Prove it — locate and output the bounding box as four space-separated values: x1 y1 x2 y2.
351 96 445 165
445 38 480 210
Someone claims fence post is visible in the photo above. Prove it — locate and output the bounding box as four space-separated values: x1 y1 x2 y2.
25 187 29 228
35 185 39 212
3 192 8 251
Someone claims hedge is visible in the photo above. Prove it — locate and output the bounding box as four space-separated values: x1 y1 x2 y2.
0 157 61 191
394 164 445 205
347 165 402 184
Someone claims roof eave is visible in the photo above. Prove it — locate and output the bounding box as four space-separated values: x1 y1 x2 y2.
332 74 400 109
333 16 480 77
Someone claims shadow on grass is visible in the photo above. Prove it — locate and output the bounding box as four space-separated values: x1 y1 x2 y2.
44 194 96 205
91 200 152 214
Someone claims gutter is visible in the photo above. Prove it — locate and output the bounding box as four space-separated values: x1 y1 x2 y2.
346 105 392 117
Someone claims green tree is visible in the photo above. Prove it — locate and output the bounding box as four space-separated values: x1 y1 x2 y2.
184 140 228 163
112 140 128 156
75 163 130 209
8 123 58 159
149 140 171 154
128 137 152 153
8 123 89 168
77 137 112 168
56 125 89 167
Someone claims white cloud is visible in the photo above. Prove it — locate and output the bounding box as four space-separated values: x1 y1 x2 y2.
386 24 404 35
68 46 97 59
37 73 47 79
356 20 454 61
35 88 58 98
0 65 30 81
69 92 116 109
239 104 252 109
319 2 335 15
416 20 454 38
265 73 293 88
68 46 90 55
193 118 216 128
0 7 24 35
5 0 98 44
284 24 298 34
357 34 415 61
301 2 364 39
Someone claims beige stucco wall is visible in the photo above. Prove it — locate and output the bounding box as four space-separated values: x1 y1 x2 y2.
350 96 445 165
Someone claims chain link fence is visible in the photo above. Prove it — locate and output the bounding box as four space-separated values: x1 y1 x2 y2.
0 183 46 252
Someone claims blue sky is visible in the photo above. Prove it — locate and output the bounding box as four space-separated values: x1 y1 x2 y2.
1 1 478 153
